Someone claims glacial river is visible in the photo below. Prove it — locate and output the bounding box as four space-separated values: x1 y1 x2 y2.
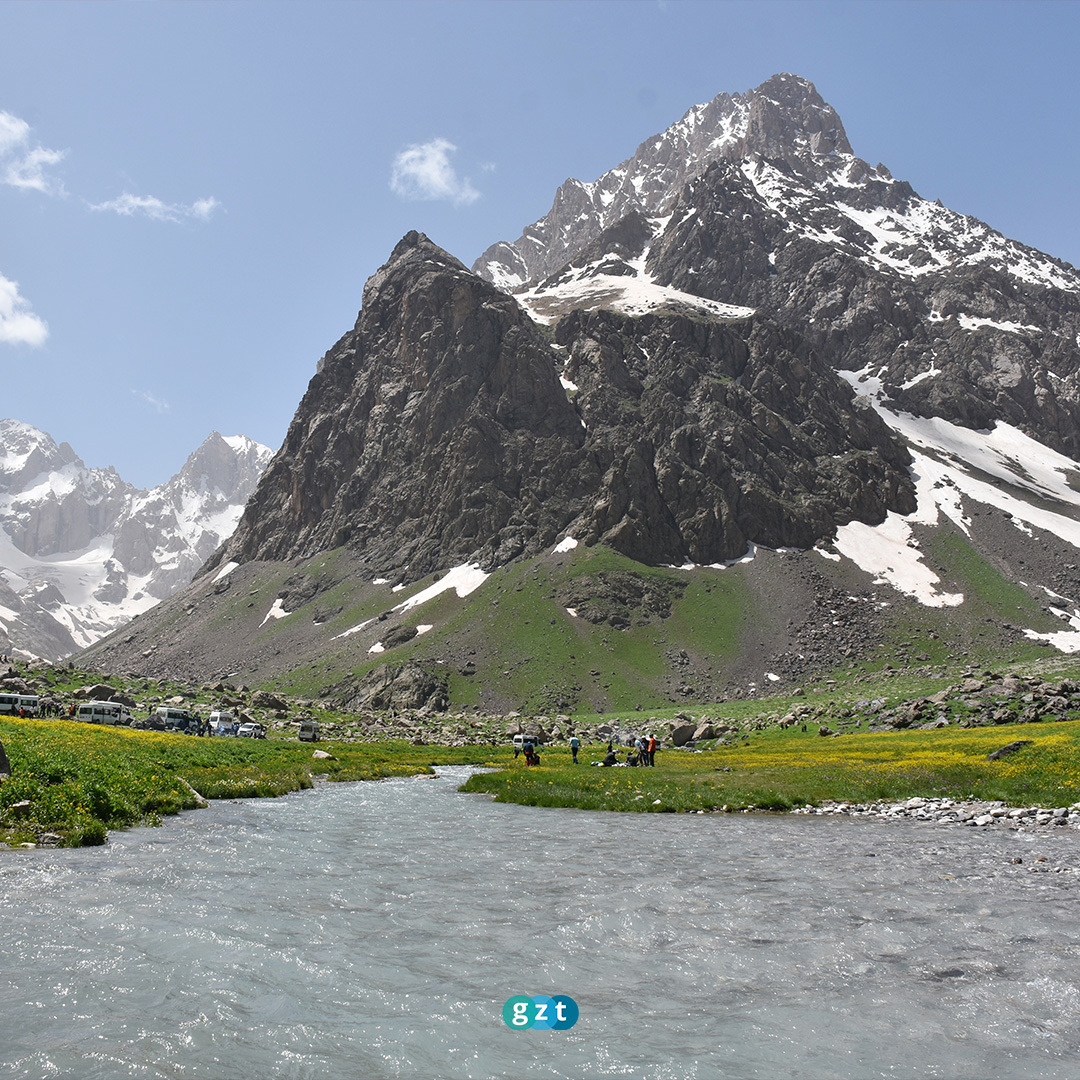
2 766 1079 1080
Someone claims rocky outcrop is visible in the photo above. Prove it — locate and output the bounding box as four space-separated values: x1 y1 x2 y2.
209 232 592 574
335 660 449 713
207 231 913 578
551 306 914 562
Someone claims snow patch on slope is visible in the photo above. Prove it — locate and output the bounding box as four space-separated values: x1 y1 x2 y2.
835 368 1080 639
517 226 755 325
332 564 490 642
395 563 489 612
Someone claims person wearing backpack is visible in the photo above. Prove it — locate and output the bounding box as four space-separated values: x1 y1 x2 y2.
569 735 580 764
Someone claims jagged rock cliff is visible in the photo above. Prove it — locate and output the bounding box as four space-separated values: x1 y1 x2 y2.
481 73 1080 459
207 230 913 579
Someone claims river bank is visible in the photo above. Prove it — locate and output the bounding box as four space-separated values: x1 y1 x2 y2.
0 717 493 847
5 679 1080 847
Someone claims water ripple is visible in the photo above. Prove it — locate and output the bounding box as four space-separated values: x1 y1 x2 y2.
1 768 1079 1078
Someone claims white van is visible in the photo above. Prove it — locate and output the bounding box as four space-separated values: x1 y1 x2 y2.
153 707 200 733
209 710 238 736
298 720 321 743
76 700 133 726
0 693 38 717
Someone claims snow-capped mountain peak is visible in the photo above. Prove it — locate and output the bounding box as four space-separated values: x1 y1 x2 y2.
0 423 272 659
473 73 853 290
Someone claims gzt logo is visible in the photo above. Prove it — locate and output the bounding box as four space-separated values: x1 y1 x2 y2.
502 994 578 1030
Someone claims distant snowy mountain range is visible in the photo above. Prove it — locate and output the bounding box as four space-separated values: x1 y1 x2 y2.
0 420 271 660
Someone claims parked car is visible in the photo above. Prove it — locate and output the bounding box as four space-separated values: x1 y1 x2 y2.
0 693 39 717
209 710 238 736
237 722 266 739
75 700 133 726
153 706 200 733
298 720 321 743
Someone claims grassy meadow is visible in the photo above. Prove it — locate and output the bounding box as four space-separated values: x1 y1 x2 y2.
0 716 494 847
5 706 1080 847
462 720 1080 813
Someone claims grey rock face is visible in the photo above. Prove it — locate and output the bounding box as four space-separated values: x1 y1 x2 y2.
477 73 1080 459
209 231 913 578
337 659 449 713
213 232 592 574
640 161 1080 457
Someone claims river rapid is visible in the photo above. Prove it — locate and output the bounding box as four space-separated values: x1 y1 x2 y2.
2 766 1079 1080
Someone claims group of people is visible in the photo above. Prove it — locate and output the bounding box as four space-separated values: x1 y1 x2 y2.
596 734 657 767
634 734 658 766
514 737 542 766
513 732 658 768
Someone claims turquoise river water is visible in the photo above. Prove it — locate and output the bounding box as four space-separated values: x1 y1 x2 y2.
1 766 1079 1079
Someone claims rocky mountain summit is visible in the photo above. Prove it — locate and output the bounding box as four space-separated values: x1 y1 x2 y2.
479 73 1080 459
83 73 1080 711
0 421 271 659
475 72 852 290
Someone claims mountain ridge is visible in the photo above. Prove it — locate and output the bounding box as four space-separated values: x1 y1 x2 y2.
203 228 914 581
78 72 1080 710
0 420 271 659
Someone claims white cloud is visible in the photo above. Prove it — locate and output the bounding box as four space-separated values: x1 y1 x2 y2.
132 389 170 414
0 272 48 347
90 192 221 223
190 196 221 221
0 112 30 156
0 109 66 195
390 138 480 207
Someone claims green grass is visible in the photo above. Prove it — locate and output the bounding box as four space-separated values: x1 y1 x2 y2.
463 720 1080 813
277 545 756 715
878 531 1064 669
9 666 1080 846
0 717 495 847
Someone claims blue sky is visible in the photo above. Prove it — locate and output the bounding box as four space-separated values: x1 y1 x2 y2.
2 0 1078 489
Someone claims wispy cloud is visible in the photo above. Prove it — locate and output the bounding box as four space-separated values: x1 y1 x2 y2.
131 389 170 414
0 110 66 195
0 272 48 347
90 192 222 223
2 108 219 224
390 138 480 207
